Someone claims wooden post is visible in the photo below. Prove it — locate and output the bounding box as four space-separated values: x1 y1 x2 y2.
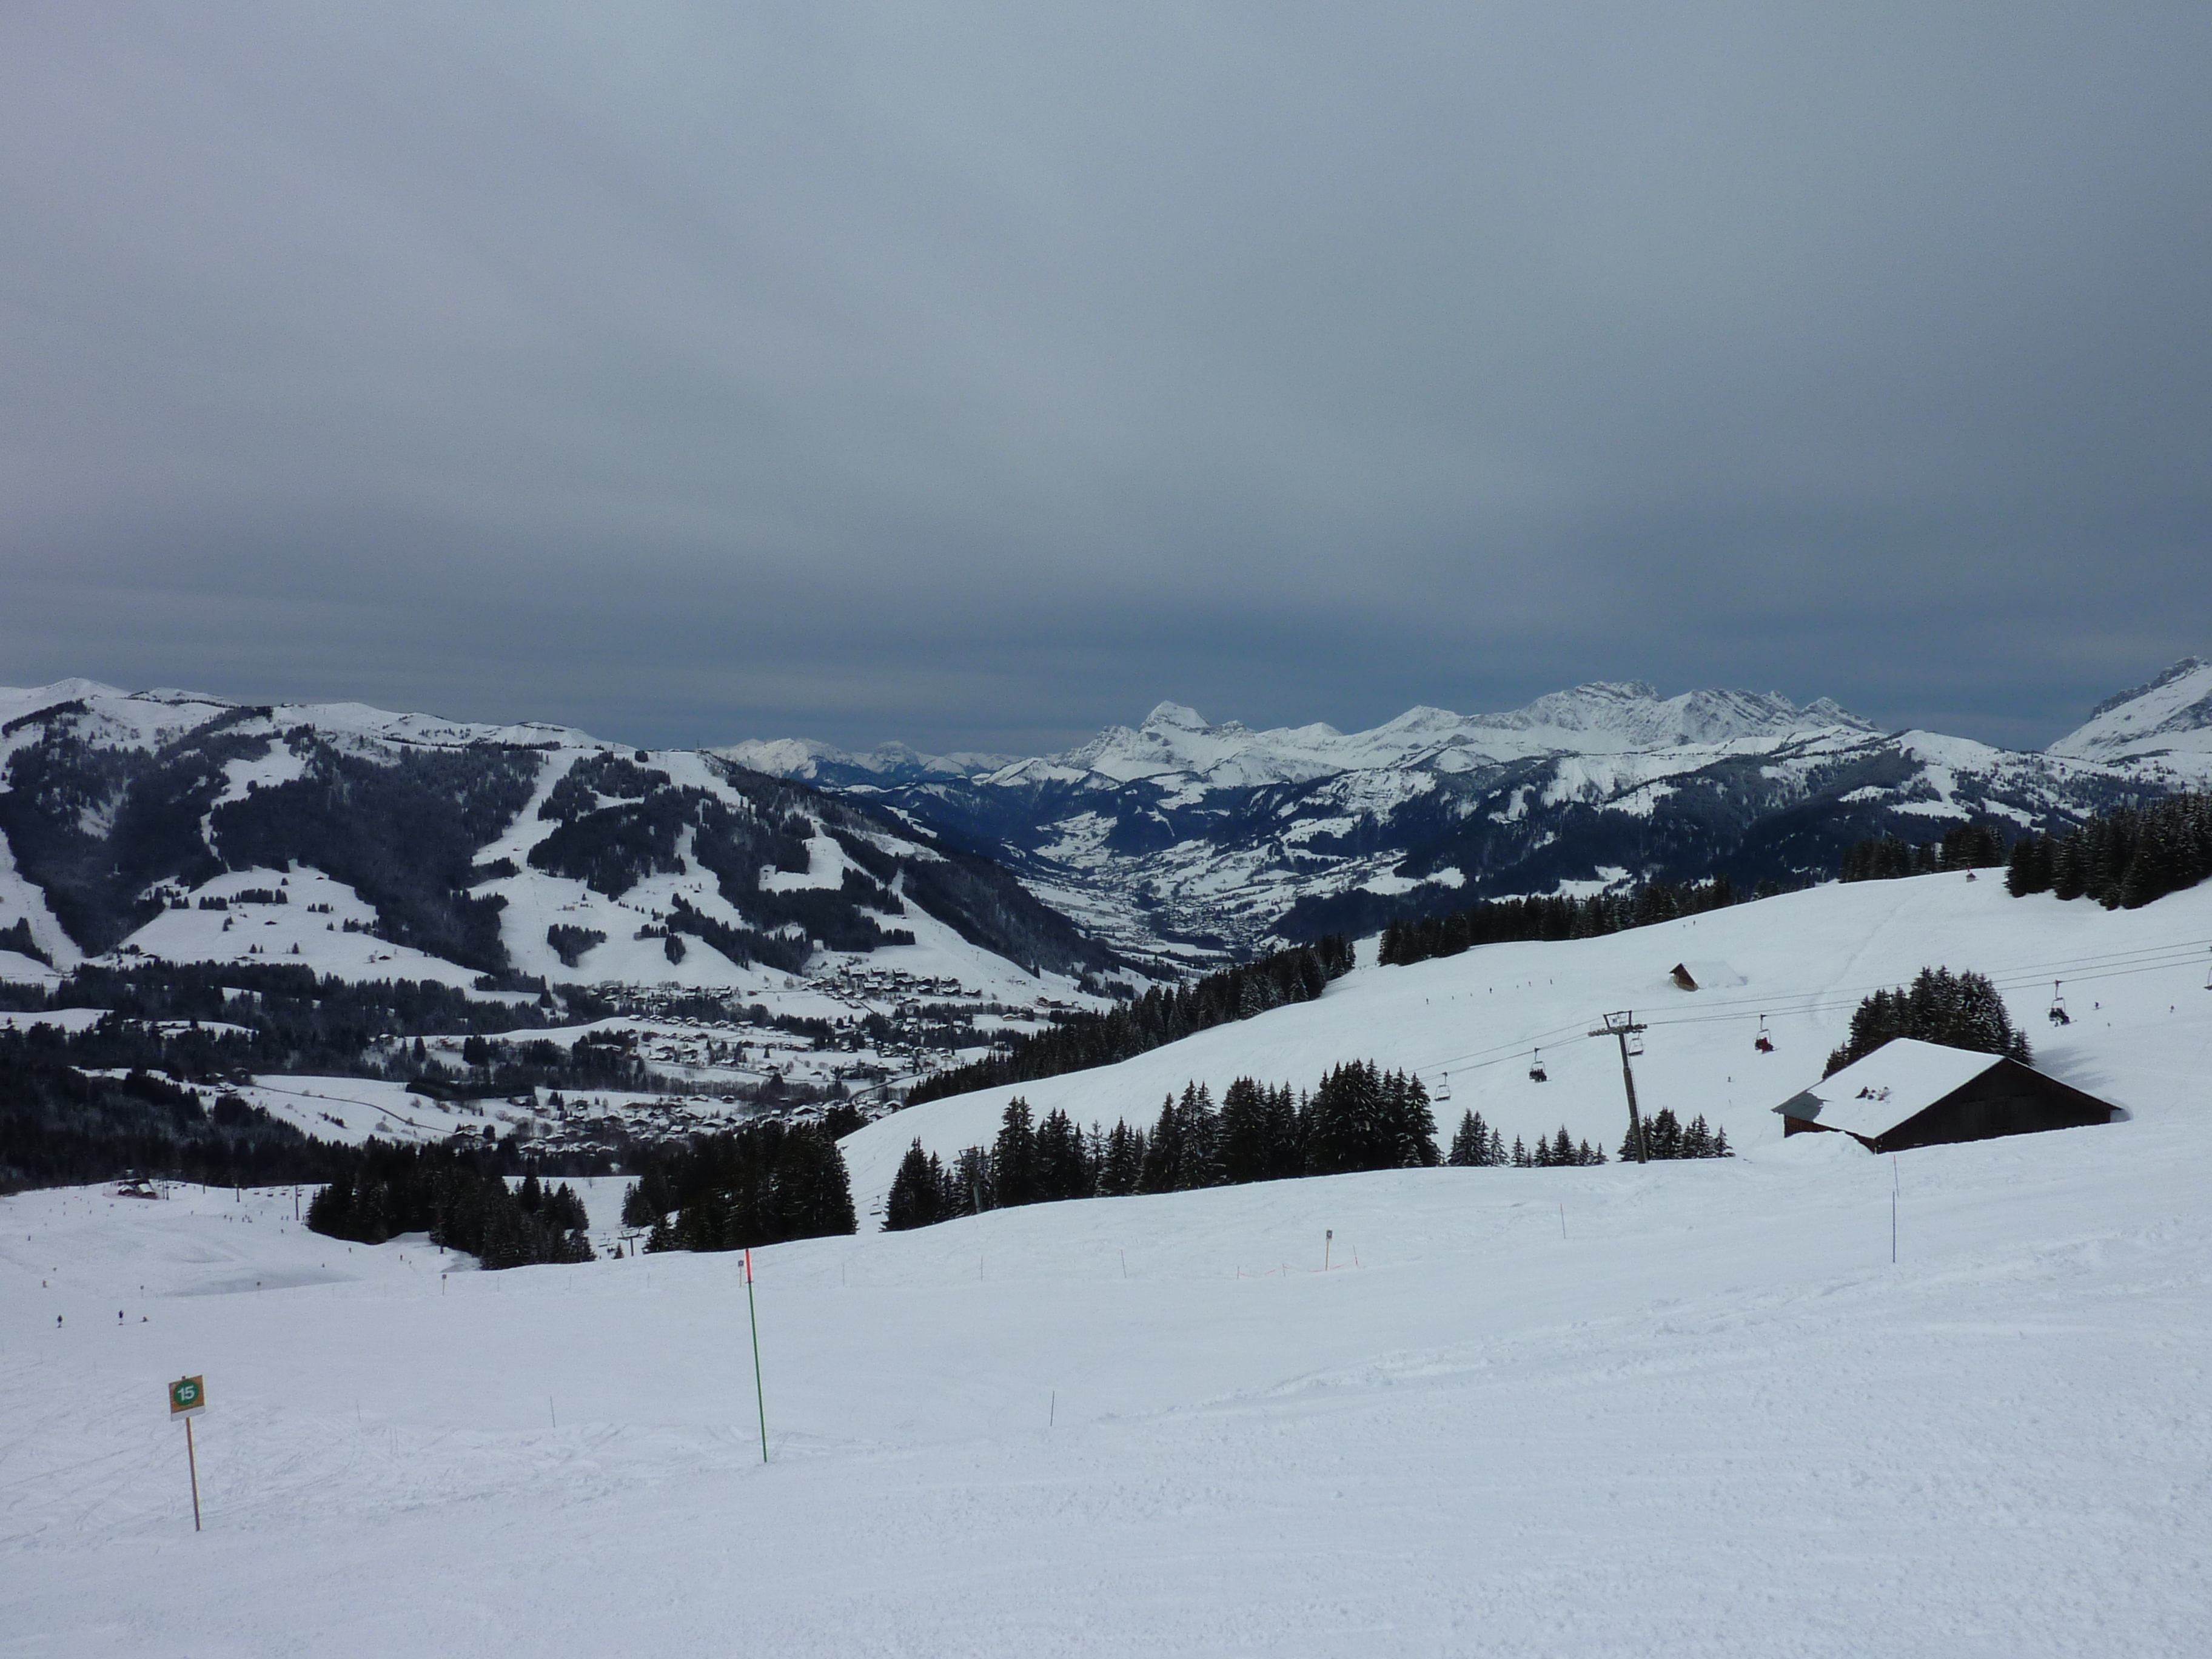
169 1375 206 1529
185 1416 201 1532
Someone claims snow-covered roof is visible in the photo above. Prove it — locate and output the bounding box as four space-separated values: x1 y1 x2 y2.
1773 1039 2009 1139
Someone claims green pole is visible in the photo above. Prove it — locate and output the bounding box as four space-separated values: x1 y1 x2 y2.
745 1248 768 1463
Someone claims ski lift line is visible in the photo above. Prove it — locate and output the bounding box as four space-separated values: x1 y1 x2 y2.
1415 946 2212 1082
1629 946 2212 1029
1979 940 2212 974
1582 938 2212 1027
1636 954 2209 1036
1417 1018 1601 1076
1399 931 2212 1080
1438 944 2210 1067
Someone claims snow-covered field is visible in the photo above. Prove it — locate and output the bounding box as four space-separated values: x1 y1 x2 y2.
842 870 2212 1214
5 876 2211 1655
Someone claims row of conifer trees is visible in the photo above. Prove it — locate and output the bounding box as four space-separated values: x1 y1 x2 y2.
1823 967 2030 1079
1446 1110 1606 1166
1377 877 1754 970
1839 821 2006 882
2003 792 2211 911
886 1061 1437 1230
619 1119 857 1253
1444 1107 1729 1166
307 1151 594 1267
905 936 1356 1106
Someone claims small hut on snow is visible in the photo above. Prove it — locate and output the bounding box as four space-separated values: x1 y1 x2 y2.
1774 1038 2119 1154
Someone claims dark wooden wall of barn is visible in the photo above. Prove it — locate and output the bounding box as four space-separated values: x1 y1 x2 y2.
1875 1060 2117 1153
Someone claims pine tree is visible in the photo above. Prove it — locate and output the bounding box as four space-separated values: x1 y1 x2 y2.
885 1138 946 1231
1264 1084 1304 1179
1098 1121 1146 1196
1825 967 2029 1076
767 1126 857 1238
2005 833 2053 896
1176 1083 1222 1189
1383 1071 1441 1168
1138 1094 1184 1193
1033 1107 1090 1202
1216 1078 1273 1184
991 1099 1039 1207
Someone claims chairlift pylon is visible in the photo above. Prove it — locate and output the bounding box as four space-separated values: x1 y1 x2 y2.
1528 1048 1548 1083
2048 980 2070 1027
1754 1014 1775 1054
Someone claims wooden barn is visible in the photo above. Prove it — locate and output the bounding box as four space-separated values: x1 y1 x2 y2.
1773 1037 2120 1154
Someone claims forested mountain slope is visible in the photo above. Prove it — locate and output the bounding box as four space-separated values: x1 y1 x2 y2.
0 682 1116 996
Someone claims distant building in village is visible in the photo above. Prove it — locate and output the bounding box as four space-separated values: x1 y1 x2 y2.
1774 1037 2120 1153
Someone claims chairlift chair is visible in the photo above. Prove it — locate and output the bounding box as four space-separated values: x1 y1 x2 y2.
2048 980 2070 1026
1435 1070 1452 1104
1528 1049 1548 1083
1754 1015 1774 1054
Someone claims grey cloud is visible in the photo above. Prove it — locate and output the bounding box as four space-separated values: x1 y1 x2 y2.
2 2 2208 753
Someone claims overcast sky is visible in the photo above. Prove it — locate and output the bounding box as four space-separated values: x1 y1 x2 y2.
3 4 2208 754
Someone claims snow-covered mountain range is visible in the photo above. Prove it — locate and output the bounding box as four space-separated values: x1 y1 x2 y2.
0 680 1114 999
4 660 2207 990
2045 655 2212 763
736 663 2212 963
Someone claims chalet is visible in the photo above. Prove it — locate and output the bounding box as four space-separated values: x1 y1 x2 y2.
1773 1037 2119 1153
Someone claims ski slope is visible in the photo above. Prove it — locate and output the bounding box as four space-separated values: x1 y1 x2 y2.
4 876 2211 1655
841 870 2212 1214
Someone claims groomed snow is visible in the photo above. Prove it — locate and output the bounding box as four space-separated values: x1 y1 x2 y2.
5 874 2211 1654
5 1102 2210 1652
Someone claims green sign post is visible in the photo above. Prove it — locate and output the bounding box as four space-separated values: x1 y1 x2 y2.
169 1375 206 1530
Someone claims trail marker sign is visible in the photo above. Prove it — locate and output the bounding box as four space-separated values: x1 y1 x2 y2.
170 1375 207 1530
170 1375 206 1418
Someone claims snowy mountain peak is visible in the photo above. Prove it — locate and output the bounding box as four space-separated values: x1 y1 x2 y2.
747 681 1881 804
2048 657 2212 763
714 736 1013 785
1141 701 1212 733
1480 681 1871 749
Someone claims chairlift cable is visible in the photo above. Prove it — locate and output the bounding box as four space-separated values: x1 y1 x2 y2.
1415 936 2212 1079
